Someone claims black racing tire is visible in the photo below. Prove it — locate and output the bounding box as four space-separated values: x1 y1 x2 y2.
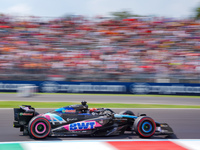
133 116 156 138
119 110 135 116
28 116 51 139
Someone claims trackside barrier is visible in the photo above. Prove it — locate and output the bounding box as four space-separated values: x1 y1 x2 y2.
0 80 200 95
17 86 38 97
0 140 200 150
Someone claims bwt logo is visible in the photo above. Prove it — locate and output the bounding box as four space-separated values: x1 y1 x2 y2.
130 83 150 94
40 81 59 93
69 121 96 131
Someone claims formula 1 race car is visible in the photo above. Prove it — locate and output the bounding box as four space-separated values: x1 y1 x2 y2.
13 101 173 139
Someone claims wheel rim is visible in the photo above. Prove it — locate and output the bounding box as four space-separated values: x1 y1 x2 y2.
35 122 46 134
141 122 152 133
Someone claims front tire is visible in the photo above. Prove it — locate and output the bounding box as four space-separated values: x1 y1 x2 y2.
28 116 51 139
134 116 156 138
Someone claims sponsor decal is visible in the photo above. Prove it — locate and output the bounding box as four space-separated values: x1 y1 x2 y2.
40 81 59 93
161 124 169 127
62 109 76 113
130 83 200 94
69 121 96 131
66 118 77 122
19 112 33 116
0 82 35 91
40 81 126 93
130 83 150 94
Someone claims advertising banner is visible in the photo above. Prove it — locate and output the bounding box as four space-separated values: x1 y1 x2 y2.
0 81 200 95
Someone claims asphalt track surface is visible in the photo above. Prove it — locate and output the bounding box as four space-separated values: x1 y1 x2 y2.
0 94 200 142
1 108 200 142
0 93 200 105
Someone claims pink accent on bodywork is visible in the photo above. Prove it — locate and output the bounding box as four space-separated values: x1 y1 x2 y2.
43 114 51 120
95 122 102 127
64 125 69 131
63 120 102 131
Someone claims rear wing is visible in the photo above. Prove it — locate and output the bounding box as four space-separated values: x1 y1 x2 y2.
13 105 38 128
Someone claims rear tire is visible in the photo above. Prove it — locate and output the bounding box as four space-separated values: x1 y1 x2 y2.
134 116 156 138
28 116 51 139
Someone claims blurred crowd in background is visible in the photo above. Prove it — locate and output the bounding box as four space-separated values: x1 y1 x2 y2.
0 14 200 82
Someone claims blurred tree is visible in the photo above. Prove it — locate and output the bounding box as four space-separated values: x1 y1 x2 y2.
110 11 141 20
195 7 200 19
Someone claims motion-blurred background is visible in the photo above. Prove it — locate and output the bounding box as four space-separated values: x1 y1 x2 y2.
0 0 200 83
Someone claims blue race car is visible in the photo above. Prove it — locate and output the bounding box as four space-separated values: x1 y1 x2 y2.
13 101 173 139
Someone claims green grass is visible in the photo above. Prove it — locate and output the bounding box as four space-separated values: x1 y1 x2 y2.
1 92 200 98
37 93 200 98
1 101 200 109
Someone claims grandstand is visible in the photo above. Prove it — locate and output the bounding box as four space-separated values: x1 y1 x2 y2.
0 14 199 83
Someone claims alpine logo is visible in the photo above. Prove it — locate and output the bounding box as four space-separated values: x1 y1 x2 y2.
69 121 96 131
